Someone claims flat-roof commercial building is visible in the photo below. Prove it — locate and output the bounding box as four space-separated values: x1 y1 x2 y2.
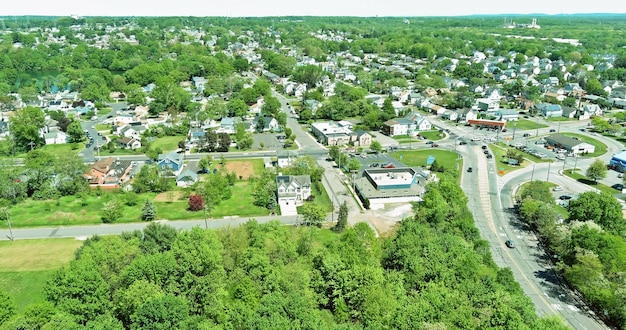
354 167 428 210
544 134 595 154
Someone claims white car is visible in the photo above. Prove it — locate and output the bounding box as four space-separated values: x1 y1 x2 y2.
471 137 482 141
553 186 564 192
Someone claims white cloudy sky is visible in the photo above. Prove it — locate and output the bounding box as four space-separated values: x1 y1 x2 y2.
2 0 625 16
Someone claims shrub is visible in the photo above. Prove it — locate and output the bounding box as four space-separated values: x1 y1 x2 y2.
188 194 205 212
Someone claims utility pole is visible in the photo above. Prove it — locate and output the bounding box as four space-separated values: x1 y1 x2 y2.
546 161 551 182
203 206 208 229
535 116 540 137
572 154 579 174
3 208 13 241
530 164 536 181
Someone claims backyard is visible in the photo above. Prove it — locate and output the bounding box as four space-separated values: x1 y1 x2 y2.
150 135 186 152
2 159 269 228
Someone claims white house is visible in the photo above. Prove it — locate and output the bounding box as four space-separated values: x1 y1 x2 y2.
277 151 298 168
44 131 67 145
276 174 311 216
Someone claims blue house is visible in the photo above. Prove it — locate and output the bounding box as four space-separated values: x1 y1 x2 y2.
536 104 563 118
157 151 184 172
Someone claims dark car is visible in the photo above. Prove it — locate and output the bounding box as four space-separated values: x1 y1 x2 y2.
486 153 493 159
523 133 531 137
559 195 572 200
549 129 556 132
431 143 439 147
483 149 489 154
425 141 434 145
612 184 624 191
459 141 467 145
505 240 515 248
467 167 473 173
481 145 488 150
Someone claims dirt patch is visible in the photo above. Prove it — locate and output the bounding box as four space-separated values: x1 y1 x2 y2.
221 161 254 180
361 204 414 236
154 191 184 202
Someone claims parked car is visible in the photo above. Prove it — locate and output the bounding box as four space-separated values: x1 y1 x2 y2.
559 195 572 200
382 163 396 169
505 240 516 248
549 129 556 132
471 137 481 141
612 184 624 191
553 186 563 191
459 141 467 145
467 167 473 173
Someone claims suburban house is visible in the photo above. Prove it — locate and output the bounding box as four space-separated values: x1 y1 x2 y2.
253 115 279 132
310 121 355 146
353 129 372 147
276 174 312 216
85 157 133 189
544 134 595 154
537 104 563 118
476 98 500 112
157 151 184 173
44 130 68 145
116 137 142 150
216 117 239 135
382 112 432 137
187 127 206 144
495 109 519 122
119 124 147 140
457 108 479 123
176 169 198 187
277 150 298 168
561 106 578 119
441 110 458 121
583 104 603 117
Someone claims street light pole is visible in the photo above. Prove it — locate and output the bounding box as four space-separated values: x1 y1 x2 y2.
572 154 579 174
530 164 536 181
203 206 208 229
546 161 551 182
535 116 540 137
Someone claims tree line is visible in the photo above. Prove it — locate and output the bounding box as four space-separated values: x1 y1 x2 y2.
0 177 566 329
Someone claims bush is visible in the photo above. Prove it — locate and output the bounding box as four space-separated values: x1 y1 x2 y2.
188 194 205 212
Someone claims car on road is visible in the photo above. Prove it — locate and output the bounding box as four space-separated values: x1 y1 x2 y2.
467 167 473 173
370 163 380 167
471 137 481 141
505 240 516 248
431 143 439 147
552 186 564 192
612 184 624 191
425 141 434 145
459 141 467 145
486 153 493 159
559 195 572 200
483 149 489 154
523 133 531 137
549 129 556 132
481 145 488 150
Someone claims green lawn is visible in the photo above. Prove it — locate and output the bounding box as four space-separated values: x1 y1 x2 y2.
392 136 422 144
0 238 83 311
546 117 575 122
150 135 186 152
560 132 607 157
41 143 85 155
297 181 333 214
418 130 445 141
392 149 458 167
512 119 549 130
490 144 527 175
94 123 110 132
97 107 112 115
563 170 616 195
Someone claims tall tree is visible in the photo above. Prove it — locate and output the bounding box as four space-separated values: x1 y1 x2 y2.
334 201 349 232
586 159 607 183
9 106 46 151
66 120 86 143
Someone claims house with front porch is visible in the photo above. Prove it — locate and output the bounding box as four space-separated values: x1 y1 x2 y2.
276 174 311 216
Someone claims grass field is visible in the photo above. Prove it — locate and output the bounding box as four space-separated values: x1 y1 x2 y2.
94 123 110 132
513 119 549 130
418 130 445 141
563 170 616 195
561 132 607 157
41 143 84 155
490 144 527 175
0 238 83 311
150 135 186 152
392 149 458 168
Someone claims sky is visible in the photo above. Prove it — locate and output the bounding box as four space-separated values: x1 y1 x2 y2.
2 0 625 17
